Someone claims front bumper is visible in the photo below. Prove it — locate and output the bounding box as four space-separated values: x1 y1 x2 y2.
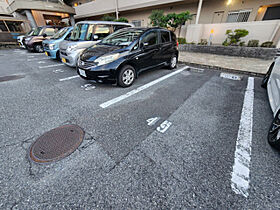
45 49 58 59
60 49 84 67
17 40 25 48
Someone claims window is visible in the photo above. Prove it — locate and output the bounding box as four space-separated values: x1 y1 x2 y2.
44 28 56 36
0 20 8 32
5 21 23 32
171 32 176 43
94 25 111 40
142 31 158 46
85 24 94 41
263 6 280 21
160 31 170 43
113 25 130 32
132 20 141 27
226 10 251 22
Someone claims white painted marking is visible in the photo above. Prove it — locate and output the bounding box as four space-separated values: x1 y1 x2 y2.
147 117 160 126
100 66 189 108
28 56 35 58
220 73 242 81
157 120 172 133
27 58 50 62
53 69 64 73
81 84 96 90
39 64 64 69
59 75 80 81
231 77 254 198
38 61 46 64
189 67 204 73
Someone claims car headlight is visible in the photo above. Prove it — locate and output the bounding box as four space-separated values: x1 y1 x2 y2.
49 44 56 50
67 45 78 52
95 53 120 66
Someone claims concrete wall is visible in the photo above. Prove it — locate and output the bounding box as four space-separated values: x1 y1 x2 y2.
0 0 9 14
186 20 280 46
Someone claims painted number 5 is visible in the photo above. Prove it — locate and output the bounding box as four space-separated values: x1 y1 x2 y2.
157 121 172 133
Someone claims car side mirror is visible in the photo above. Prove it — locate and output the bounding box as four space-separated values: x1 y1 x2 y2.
43 33 47 38
93 35 99 41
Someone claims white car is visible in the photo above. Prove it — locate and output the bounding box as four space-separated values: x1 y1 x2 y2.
263 57 280 149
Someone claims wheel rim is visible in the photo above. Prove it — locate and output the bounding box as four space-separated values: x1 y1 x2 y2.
171 56 177 68
269 113 280 143
36 45 43 53
122 69 134 85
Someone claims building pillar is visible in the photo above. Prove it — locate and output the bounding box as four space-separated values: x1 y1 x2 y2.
70 15 75 26
25 10 37 28
195 0 203 24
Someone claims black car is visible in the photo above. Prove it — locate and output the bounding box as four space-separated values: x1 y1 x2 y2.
25 26 62 52
77 27 179 87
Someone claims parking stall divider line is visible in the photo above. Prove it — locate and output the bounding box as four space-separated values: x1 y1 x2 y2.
27 58 50 62
39 64 65 69
100 66 189 109
231 77 254 198
59 75 80 82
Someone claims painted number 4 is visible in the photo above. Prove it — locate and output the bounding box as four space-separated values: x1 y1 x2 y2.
157 120 172 134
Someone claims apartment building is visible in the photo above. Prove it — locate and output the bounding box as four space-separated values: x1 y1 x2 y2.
4 0 76 28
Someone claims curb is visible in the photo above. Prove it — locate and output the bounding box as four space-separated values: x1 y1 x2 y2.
178 61 265 78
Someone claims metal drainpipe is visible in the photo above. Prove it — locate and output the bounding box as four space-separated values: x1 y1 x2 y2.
195 0 203 24
115 0 119 19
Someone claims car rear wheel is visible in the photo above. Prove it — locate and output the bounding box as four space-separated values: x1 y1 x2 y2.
168 55 177 69
268 110 280 150
35 44 44 53
261 62 274 89
117 65 135 88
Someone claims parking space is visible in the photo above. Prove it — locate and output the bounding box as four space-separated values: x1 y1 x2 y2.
0 48 279 209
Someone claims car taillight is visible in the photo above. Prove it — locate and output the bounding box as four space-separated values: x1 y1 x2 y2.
177 41 179 47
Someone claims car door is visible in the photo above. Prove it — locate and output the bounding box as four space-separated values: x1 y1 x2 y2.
158 30 173 64
135 30 160 71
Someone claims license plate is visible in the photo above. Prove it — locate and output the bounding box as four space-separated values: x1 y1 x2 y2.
79 69 86 77
45 52 48 56
62 57 66 63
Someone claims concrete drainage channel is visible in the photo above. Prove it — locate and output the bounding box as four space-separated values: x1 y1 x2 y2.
29 125 85 163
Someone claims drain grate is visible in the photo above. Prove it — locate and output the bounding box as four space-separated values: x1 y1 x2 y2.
0 75 25 83
29 125 84 163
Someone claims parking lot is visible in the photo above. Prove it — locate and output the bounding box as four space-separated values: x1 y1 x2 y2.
1 48 280 209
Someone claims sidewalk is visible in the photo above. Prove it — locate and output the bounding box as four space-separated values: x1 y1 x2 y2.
179 51 273 76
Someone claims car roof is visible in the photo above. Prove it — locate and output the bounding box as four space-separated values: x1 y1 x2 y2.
118 27 173 33
76 21 134 27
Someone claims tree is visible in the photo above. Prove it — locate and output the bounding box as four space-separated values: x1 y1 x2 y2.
102 15 116 22
166 11 193 36
117 17 129 23
223 29 249 46
149 10 167 27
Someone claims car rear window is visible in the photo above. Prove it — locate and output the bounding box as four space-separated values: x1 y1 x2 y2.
161 31 170 43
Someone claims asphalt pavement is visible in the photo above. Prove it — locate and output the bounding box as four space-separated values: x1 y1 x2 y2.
0 48 279 209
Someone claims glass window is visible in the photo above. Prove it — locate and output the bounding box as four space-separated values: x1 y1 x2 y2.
226 10 251 22
0 20 8 32
94 25 111 40
5 21 23 32
171 32 176 42
85 24 94 41
113 25 130 32
132 20 141 27
32 27 43 36
101 29 144 46
160 31 170 43
69 23 88 41
141 31 158 46
52 27 69 39
44 28 57 36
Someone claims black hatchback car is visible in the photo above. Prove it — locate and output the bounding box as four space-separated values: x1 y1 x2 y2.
77 27 179 87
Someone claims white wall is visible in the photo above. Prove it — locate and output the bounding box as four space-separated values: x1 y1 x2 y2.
186 20 280 46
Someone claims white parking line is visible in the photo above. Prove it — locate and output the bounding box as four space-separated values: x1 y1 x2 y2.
100 66 189 109
39 64 64 69
231 77 254 198
27 58 50 62
59 75 80 81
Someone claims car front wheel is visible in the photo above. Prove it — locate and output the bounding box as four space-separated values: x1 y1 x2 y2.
268 110 280 150
168 55 177 69
117 65 136 88
35 44 44 53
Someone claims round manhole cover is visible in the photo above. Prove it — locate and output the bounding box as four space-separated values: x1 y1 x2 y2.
29 125 84 163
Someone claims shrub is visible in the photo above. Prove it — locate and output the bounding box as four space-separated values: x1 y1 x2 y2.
223 29 249 46
117 17 128 23
102 15 115 22
178 38 187 44
198 39 207 45
247 40 259 47
260 41 275 48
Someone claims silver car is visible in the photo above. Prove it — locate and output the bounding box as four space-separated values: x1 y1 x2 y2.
263 57 280 149
59 21 134 67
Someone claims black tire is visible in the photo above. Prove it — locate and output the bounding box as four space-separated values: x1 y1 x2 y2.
261 62 274 89
168 55 178 69
35 44 44 53
117 65 136 88
56 50 61 61
268 110 280 150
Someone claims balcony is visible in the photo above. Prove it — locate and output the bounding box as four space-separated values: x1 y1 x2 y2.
8 0 75 14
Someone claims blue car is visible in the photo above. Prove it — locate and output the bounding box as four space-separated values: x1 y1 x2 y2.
43 27 73 60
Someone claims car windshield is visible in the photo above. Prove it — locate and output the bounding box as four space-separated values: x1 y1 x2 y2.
51 27 69 39
69 23 90 41
101 29 144 46
26 29 34 36
32 27 43 36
